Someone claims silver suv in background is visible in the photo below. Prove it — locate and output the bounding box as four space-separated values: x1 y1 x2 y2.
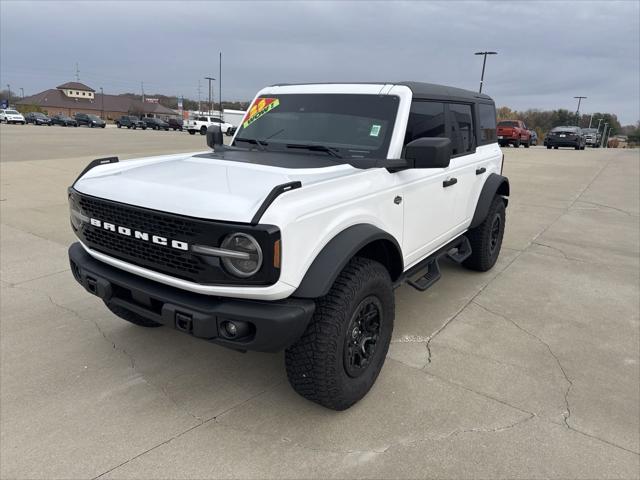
581 128 601 148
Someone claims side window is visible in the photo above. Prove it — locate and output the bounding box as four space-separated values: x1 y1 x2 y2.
404 101 446 145
449 103 474 156
478 103 497 145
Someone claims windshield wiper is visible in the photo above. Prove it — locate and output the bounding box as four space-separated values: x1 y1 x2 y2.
285 144 342 158
234 137 268 151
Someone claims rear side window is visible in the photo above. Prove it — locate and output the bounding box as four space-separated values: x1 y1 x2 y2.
449 103 474 155
479 104 497 145
404 101 446 144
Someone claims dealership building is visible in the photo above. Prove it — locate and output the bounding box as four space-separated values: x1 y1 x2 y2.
17 82 178 120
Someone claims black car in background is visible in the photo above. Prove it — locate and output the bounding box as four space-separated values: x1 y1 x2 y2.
142 117 169 130
25 112 51 125
116 115 147 129
51 114 78 127
75 113 106 128
167 118 183 131
545 126 586 150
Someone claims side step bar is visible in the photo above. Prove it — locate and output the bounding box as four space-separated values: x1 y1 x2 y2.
400 236 472 292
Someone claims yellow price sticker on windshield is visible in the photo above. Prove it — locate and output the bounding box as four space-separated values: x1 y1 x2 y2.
243 97 280 128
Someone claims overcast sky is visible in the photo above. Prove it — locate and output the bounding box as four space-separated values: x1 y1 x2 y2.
1 0 638 124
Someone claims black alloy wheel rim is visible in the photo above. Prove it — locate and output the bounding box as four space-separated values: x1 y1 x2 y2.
490 214 501 254
344 296 382 378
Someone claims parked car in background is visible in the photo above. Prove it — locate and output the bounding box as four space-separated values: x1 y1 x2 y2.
116 115 146 129
25 112 52 126
184 115 233 135
545 126 585 150
142 117 170 130
75 113 106 128
167 118 183 131
0 109 26 124
497 120 532 148
528 129 538 146
581 128 601 148
51 114 78 127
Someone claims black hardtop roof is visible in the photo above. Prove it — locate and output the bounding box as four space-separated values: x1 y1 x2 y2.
269 81 494 104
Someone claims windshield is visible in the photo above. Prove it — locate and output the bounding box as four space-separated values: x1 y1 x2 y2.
5 110 19 115
552 126 579 132
582 128 597 133
88 115 101 121
498 121 519 127
33 113 46 117
233 94 399 159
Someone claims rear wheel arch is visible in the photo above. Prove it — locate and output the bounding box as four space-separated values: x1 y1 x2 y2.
293 224 403 299
470 173 510 229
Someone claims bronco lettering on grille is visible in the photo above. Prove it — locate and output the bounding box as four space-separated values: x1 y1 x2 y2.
89 218 189 251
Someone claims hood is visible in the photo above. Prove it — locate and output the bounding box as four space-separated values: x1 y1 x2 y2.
73 151 360 223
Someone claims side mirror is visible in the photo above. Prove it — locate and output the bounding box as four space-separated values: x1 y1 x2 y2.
404 137 452 168
206 125 224 150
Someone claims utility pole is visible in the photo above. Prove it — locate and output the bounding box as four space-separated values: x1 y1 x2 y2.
219 52 222 120
597 118 603 131
197 80 202 113
588 114 593 129
574 96 587 126
601 123 608 148
474 51 497 93
100 87 104 119
6 84 10 102
19 87 24 98
204 76 215 114
75 63 80 81
141 81 145 104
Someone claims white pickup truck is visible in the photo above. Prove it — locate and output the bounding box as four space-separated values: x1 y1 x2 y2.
184 115 234 136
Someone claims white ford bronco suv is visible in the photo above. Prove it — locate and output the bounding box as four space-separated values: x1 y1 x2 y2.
68 82 508 410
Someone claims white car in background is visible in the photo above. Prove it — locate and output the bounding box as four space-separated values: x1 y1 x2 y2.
184 115 233 136
0 109 26 124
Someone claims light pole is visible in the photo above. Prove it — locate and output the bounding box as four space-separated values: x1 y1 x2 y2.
574 96 587 126
20 87 24 98
204 76 215 114
588 114 593 128
474 51 497 94
601 123 608 148
6 84 11 102
100 87 104 119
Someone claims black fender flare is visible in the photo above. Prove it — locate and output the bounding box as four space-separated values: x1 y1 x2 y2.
470 173 510 229
293 224 403 299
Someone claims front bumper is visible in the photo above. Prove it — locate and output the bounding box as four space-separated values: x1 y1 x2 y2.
546 137 580 147
69 242 315 352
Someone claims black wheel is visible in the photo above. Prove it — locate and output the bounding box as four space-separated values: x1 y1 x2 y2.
200 126 207 135
514 139 521 148
117 124 121 128
524 139 530 148
554 146 559 149
463 196 506 272
285 257 394 410
188 130 196 135
547 145 552 149
104 302 162 328
574 145 580 150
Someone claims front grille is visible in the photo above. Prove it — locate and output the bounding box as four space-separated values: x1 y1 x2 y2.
69 190 280 286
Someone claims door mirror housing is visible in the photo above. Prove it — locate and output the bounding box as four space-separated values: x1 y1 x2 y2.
404 137 452 168
206 125 224 150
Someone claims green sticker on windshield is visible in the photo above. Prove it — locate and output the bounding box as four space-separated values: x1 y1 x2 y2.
370 124 381 137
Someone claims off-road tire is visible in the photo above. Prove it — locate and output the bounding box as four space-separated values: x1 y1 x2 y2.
105 302 163 328
463 195 506 272
285 257 394 410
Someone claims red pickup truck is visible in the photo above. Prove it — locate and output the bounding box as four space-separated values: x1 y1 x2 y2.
497 120 532 148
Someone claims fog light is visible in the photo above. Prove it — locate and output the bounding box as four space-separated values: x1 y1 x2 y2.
223 321 238 338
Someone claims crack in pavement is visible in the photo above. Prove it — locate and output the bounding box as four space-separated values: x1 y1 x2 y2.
92 383 282 479
575 199 638 217
472 301 573 429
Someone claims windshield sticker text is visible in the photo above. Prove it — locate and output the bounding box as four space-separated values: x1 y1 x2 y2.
370 124 381 137
243 97 280 128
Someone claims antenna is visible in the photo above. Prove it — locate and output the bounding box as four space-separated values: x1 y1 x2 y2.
75 63 80 81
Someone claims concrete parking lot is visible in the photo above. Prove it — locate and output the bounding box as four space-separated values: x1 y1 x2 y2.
1 123 639 479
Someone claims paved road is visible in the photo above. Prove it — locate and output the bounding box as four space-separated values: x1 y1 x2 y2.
1 125 639 479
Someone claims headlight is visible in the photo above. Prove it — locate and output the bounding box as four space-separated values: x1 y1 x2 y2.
220 233 263 278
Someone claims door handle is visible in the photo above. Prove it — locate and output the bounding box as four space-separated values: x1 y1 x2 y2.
443 178 458 188
476 167 486 175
